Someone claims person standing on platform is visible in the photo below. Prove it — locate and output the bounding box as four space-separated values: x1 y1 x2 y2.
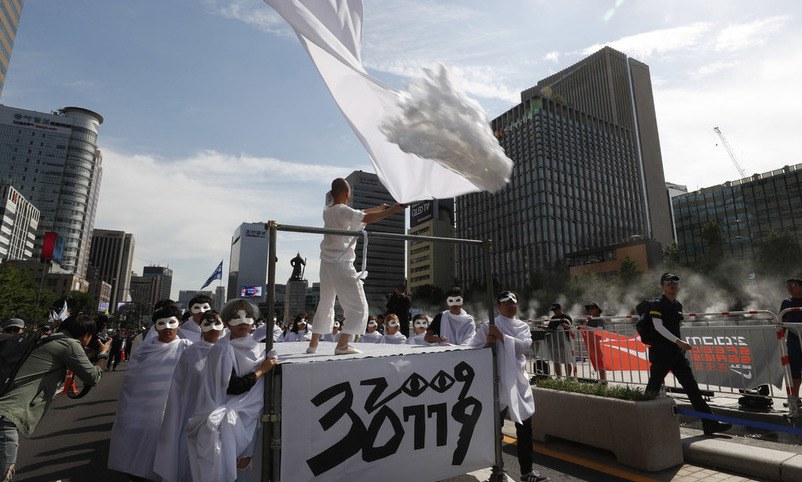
781 276 802 402
425 287 476 346
307 177 407 355
645 273 732 435
472 291 549 482
386 283 412 337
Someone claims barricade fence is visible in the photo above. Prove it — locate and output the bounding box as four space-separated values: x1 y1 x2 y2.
527 310 800 419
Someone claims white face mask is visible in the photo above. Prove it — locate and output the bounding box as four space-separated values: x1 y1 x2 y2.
228 309 255 326
155 317 180 331
333 322 340 329
414 320 428 329
387 321 400 328
447 296 463 307
191 303 211 314
201 319 224 332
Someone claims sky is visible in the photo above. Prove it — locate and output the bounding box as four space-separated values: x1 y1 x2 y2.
2 0 800 299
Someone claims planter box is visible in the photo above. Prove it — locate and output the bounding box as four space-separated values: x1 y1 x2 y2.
532 387 683 472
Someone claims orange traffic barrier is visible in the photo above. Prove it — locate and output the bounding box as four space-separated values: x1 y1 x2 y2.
60 370 78 396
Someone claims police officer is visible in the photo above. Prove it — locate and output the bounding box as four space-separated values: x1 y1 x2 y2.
645 273 732 435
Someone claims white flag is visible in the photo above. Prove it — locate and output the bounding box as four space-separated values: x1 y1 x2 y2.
262 0 512 203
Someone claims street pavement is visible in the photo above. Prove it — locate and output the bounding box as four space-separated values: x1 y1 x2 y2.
12 362 795 481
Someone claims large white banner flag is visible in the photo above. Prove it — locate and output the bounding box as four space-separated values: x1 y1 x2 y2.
280 348 495 481
263 0 512 203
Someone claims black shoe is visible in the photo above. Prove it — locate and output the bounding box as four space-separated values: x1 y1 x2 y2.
520 472 549 482
703 421 732 435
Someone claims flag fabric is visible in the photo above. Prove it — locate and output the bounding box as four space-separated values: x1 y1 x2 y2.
262 0 510 203
200 261 223 290
58 301 69 321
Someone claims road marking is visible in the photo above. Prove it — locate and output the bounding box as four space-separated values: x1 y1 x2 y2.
502 435 659 482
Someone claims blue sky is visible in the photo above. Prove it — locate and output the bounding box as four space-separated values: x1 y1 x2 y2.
3 0 800 298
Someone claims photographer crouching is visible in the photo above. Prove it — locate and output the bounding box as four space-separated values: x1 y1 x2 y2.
0 314 111 481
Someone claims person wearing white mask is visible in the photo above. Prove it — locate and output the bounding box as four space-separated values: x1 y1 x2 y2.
187 299 277 482
178 294 214 343
378 314 407 344
154 310 225 482
360 317 382 343
108 305 193 481
406 314 430 345
425 287 476 346
283 313 312 342
321 321 342 342
471 291 549 482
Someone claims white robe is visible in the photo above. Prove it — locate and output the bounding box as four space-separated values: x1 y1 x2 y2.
378 332 407 344
406 333 429 345
186 336 271 482
438 309 476 346
471 315 534 424
178 319 203 343
359 331 382 343
153 340 214 482
108 337 192 479
283 329 311 342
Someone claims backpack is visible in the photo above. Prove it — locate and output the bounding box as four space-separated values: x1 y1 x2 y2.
0 331 57 396
634 299 657 345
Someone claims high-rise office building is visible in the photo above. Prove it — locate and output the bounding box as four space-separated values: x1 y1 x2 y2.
666 182 688 242
88 229 135 313
346 170 405 309
408 199 455 293
227 223 268 303
0 183 38 261
672 164 802 265
129 274 157 309
0 105 104 277
142 266 173 302
177 290 213 310
213 285 225 310
0 0 24 98
457 47 668 291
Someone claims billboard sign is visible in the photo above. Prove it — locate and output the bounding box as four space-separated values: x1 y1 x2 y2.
241 285 263 297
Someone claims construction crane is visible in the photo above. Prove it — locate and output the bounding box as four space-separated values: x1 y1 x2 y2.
713 126 747 178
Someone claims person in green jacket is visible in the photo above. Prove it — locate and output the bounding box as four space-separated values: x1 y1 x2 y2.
0 314 111 481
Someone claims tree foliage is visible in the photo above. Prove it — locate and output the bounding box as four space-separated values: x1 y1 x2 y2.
618 256 643 286
755 231 802 277
115 301 152 330
53 290 95 316
0 264 55 323
410 284 445 308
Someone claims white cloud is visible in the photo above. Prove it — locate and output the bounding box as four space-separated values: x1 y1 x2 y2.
581 22 714 60
715 16 790 52
95 147 349 296
692 61 738 78
544 51 560 63
201 0 289 35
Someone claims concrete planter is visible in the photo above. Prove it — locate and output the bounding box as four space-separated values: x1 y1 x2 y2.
532 387 683 472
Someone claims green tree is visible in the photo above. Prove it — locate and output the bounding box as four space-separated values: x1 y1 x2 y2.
116 301 152 330
53 290 95 316
755 231 802 276
700 221 724 271
618 256 643 285
0 264 55 323
663 242 682 270
410 284 445 307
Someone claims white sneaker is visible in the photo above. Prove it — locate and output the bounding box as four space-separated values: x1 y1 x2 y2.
334 346 362 355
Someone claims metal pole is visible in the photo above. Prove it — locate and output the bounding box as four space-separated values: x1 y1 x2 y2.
262 221 279 481
484 239 506 480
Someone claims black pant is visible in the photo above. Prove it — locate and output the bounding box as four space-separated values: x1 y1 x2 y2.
500 409 533 475
108 350 123 370
645 344 711 414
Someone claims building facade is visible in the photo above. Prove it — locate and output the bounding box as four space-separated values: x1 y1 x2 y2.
672 164 802 265
177 290 213 311
456 47 669 292
227 222 269 303
129 274 157 309
142 266 172 303
566 238 663 279
88 229 135 313
408 199 455 293
346 170 405 309
666 182 688 242
0 0 24 98
0 183 38 261
0 105 104 277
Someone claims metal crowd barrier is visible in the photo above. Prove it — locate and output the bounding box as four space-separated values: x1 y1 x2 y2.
527 310 800 418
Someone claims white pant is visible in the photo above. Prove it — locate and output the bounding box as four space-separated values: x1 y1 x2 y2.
312 261 368 336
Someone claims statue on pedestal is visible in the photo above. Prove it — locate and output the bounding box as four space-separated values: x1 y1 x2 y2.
290 252 306 281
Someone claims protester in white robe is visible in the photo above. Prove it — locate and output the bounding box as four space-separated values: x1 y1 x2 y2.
186 299 278 482
252 319 283 343
378 315 407 344
177 294 214 342
321 321 342 342
154 311 224 482
406 314 431 346
108 305 192 481
360 318 382 343
426 287 476 346
283 314 312 342
471 291 548 482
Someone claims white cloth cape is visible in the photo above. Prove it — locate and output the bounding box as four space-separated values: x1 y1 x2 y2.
283 329 312 342
107 337 192 479
262 0 489 203
178 319 202 343
406 333 429 345
378 332 407 344
186 336 269 482
359 331 382 343
472 315 535 424
153 340 214 482
438 309 476 346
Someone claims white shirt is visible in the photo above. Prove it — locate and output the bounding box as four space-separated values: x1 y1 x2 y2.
320 203 365 262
